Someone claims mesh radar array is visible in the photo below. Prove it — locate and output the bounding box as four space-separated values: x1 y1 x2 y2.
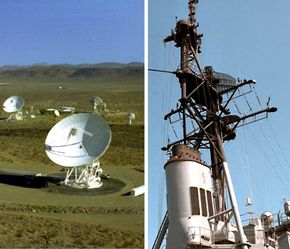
3 96 25 121
45 113 111 189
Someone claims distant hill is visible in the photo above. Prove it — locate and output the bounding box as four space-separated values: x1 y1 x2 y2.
0 63 144 81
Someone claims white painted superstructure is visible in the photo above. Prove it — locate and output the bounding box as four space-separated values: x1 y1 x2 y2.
165 145 213 249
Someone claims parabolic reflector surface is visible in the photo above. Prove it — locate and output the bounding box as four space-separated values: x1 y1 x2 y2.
45 113 111 167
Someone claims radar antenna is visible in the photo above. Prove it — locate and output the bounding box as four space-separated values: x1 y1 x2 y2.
151 1 277 249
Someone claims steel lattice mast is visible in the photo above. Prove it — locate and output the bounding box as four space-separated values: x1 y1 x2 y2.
152 1 277 248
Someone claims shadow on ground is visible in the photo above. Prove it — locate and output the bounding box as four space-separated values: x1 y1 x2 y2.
0 169 126 195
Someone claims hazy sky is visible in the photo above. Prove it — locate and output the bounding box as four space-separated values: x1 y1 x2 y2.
0 0 144 66
149 0 290 247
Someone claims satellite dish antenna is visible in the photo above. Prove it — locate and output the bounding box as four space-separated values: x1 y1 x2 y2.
128 112 135 125
54 109 60 117
90 96 107 114
3 96 25 121
45 113 111 189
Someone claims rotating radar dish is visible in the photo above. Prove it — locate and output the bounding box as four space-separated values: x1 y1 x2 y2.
45 113 111 167
213 72 237 94
3 96 25 113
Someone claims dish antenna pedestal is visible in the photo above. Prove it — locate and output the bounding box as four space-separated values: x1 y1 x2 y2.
64 159 103 189
45 113 111 189
3 96 25 121
128 112 135 125
91 96 107 115
7 111 23 121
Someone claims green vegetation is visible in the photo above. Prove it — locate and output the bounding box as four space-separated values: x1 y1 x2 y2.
0 64 144 248
0 212 143 248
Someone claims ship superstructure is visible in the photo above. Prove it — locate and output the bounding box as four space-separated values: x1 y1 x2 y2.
150 1 290 249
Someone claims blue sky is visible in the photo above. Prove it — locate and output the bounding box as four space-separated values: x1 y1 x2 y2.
149 0 290 247
0 0 144 66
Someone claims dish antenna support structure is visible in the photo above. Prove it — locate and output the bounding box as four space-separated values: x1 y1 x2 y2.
128 112 135 125
45 113 111 189
3 96 25 121
91 96 107 115
151 1 277 249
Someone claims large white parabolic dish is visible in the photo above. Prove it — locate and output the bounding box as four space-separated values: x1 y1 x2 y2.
3 96 25 113
45 113 111 167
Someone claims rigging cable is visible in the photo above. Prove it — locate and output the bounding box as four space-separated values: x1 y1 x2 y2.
252 85 262 108
258 123 289 178
266 119 290 173
247 126 290 194
233 100 242 115
158 43 176 227
157 44 168 227
240 127 254 205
